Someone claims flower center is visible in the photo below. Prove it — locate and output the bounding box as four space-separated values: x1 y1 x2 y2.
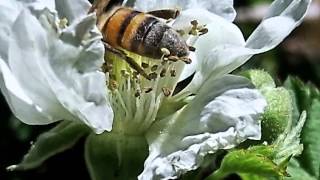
104 51 185 135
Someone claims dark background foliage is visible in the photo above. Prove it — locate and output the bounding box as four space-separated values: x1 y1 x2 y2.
1 0 319 179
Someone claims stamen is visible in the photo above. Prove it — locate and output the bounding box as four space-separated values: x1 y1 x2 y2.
189 20 199 35
181 57 192 64
190 20 198 26
132 71 139 79
102 62 113 73
162 87 171 97
162 58 169 65
109 79 118 90
121 70 130 78
142 62 149 68
170 69 176 77
144 87 153 93
160 68 167 77
151 65 158 72
135 90 141 97
188 46 196 52
148 72 158 80
199 28 208 35
168 56 179 62
188 20 209 36
59 18 68 28
161 48 171 56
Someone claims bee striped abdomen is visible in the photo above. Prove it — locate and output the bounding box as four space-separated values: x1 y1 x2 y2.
103 8 139 47
102 7 189 59
104 8 165 58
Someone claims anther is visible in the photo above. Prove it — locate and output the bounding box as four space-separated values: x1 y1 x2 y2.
148 72 158 80
161 48 171 56
135 90 141 97
142 62 149 69
160 68 167 77
189 20 199 35
102 63 113 73
151 65 158 72
199 28 208 35
162 87 171 97
59 18 68 29
168 56 179 62
132 71 139 79
191 20 198 26
109 79 118 90
181 57 192 64
121 70 129 78
144 87 153 93
188 46 196 52
170 69 176 77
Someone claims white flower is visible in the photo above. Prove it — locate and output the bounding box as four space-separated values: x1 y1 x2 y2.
125 0 310 179
0 0 113 133
0 0 311 179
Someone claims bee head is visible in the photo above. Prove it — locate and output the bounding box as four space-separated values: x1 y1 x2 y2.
161 29 189 58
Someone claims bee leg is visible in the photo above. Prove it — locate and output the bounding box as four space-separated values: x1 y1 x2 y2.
147 9 180 20
103 42 151 80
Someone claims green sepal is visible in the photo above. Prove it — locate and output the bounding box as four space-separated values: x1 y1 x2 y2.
240 70 275 89
7 121 90 171
206 147 287 180
85 132 148 180
272 112 306 165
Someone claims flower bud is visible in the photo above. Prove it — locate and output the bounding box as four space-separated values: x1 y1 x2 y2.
261 87 292 142
240 70 275 89
240 70 292 143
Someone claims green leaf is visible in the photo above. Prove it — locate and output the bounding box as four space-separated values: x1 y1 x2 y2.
284 77 319 114
206 149 286 180
298 99 320 178
85 132 148 180
285 158 316 180
7 121 90 171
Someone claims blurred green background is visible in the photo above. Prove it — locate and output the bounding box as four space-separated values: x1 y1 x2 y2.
1 0 320 179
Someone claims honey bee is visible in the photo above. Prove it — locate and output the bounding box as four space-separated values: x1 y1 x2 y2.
89 0 195 79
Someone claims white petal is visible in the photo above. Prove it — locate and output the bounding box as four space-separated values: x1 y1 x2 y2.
2 3 112 133
172 9 244 82
0 0 23 60
139 75 267 179
0 58 55 124
54 0 91 23
8 10 71 122
181 0 311 94
133 0 236 21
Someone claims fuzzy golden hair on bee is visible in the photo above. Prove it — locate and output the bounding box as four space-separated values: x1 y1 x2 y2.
90 0 190 58
90 0 193 79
